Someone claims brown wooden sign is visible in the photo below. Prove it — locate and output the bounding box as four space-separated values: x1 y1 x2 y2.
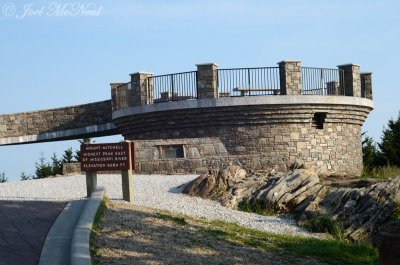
80 142 135 172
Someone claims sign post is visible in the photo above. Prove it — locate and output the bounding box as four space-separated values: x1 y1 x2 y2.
80 141 135 202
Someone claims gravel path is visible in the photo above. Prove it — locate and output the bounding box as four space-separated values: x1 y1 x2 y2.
0 174 315 237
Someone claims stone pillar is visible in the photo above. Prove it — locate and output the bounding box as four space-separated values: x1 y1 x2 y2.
326 81 340 95
361 72 373 100
337 64 361 97
131 72 153 106
278 61 302 95
196 63 218 99
110 82 130 111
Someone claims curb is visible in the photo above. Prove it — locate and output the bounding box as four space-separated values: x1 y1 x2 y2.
70 187 105 265
38 200 87 265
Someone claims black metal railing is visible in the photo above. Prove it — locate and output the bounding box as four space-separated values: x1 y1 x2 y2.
301 67 345 95
217 67 280 97
147 71 197 103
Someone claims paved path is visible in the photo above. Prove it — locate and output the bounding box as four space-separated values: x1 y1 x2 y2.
0 200 66 265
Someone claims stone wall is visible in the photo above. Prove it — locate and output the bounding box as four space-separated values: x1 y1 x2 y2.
63 163 82 175
0 100 114 140
134 138 228 174
115 100 371 176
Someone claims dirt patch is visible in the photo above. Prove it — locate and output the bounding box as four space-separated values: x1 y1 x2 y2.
92 201 327 265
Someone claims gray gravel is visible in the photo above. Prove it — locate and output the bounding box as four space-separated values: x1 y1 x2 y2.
0 174 315 237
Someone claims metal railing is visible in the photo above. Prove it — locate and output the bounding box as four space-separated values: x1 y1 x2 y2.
217 67 280 97
147 71 197 103
138 66 348 105
301 67 345 95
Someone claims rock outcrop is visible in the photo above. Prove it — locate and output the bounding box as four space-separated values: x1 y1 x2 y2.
182 165 400 242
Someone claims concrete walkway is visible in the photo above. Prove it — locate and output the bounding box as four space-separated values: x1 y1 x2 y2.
0 200 66 265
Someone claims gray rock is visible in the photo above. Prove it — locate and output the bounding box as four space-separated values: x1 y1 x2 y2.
182 163 400 242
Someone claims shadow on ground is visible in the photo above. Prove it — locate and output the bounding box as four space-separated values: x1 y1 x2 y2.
92 203 327 265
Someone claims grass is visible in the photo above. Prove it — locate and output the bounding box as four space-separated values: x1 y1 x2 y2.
302 215 343 240
204 219 378 265
155 213 187 226
90 196 108 262
237 198 276 216
92 201 378 265
360 166 400 179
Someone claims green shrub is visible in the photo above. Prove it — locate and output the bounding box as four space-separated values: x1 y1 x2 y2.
303 215 342 240
238 198 276 216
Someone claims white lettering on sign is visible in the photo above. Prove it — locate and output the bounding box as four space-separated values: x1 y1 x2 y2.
80 142 134 171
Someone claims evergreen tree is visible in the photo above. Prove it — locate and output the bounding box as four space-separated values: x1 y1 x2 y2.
0 172 7 183
362 133 380 169
62 147 75 164
34 152 52 179
51 152 63 176
20 172 30 181
378 112 400 166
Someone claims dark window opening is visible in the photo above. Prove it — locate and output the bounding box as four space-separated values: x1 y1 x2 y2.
313 113 326 129
161 145 185 159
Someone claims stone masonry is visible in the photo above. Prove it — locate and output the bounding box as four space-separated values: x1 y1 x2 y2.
361 72 373 100
196 63 218 99
278 61 302 95
338 64 362 97
0 100 113 139
115 102 370 177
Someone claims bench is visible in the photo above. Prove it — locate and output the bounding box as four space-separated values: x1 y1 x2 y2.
233 86 280 96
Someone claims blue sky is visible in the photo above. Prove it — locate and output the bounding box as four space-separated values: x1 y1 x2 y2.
1 0 399 181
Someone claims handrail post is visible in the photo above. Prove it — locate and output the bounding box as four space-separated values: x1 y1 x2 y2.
196 63 218 99
247 68 251 96
278 60 302 95
170 75 175 101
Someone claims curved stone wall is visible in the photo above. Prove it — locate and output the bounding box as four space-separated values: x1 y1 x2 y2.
113 96 373 176
0 100 117 145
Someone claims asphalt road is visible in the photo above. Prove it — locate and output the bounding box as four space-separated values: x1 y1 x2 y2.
0 200 66 265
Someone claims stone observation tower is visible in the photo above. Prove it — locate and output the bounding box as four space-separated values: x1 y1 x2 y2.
111 60 373 176
0 60 373 177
